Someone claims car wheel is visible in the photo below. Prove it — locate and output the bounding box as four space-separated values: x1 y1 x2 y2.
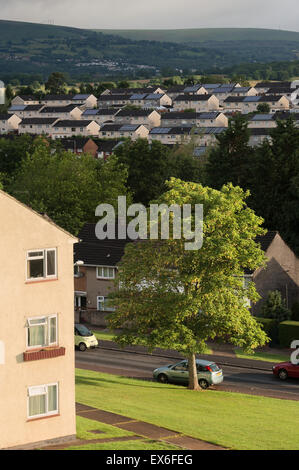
199 379 209 389
278 369 288 381
157 373 169 384
79 342 87 352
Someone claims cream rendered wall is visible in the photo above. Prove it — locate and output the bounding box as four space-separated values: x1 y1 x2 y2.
0 191 77 449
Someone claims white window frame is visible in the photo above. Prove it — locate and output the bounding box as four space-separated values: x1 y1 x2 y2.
27 382 59 419
96 266 116 280
26 248 57 281
26 314 58 349
97 295 115 312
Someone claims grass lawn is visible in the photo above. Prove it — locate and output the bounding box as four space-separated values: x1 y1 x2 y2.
67 415 182 450
76 368 299 450
235 348 290 363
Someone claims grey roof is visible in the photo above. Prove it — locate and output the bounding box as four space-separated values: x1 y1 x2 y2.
9 105 26 111
144 93 164 100
243 96 261 102
40 104 78 113
116 109 154 117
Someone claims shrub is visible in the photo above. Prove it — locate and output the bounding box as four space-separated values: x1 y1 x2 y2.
291 302 299 321
254 317 279 345
279 321 299 348
261 290 292 322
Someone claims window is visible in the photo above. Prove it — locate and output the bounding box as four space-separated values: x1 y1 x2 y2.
26 248 57 280
26 315 58 349
27 383 58 419
96 266 115 280
97 296 115 311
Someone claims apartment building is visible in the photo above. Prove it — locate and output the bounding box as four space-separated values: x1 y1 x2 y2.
0 190 77 449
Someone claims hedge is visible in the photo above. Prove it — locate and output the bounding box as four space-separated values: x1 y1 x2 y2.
254 317 279 345
278 321 299 348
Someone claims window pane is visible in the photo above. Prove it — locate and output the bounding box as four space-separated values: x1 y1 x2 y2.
28 251 44 258
28 325 45 347
47 250 56 276
49 317 57 344
48 385 58 412
29 394 46 417
28 259 44 278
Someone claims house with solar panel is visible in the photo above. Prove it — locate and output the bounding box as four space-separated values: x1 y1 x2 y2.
8 104 45 119
248 114 277 129
161 111 228 128
173 94 219 112
71 94 97 109
98 123 149 140
114 109 161 129
129 92 172 108
97 94 132 108
149 126 226 146
224 95 290 114
81 108 121 125
101 86 165 96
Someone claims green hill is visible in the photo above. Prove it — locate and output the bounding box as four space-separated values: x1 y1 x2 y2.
95 27 299 44
1 20 299 80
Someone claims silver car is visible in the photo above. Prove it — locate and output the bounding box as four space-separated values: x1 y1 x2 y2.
153 359 223 389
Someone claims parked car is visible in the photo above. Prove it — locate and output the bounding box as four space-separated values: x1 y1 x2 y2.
153 359 223 389
75 323 98 351
272 362 299 381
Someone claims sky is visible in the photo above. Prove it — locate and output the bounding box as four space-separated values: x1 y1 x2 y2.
0 0 299 31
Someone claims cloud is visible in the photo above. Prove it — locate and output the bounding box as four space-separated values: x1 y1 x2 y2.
0 0 298 31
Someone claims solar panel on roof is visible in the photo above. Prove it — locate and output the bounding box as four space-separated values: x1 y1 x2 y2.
129 94 147 100
9 105 26 111
244 96 260 102
150 127 171 134
83 109 99 115
251 114 273 121
120 125 138 131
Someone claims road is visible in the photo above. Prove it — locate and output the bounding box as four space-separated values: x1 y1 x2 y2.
75 346 299 401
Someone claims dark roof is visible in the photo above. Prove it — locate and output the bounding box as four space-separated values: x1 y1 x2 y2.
74 224 280 268
53 120 94 127
161 111 221 120
174 94 212 102
255 81 292 89
115 109 155 117
98 95 130 101
40 104 79 113
260 95 285 102
74 223 133 266
23 104 44 111
255 231 278 252
224 96 245 103
0 114 13 120
42 94 74 101
17 95 37 101
20 118 58 125
58 137 92 150
249 128 272 136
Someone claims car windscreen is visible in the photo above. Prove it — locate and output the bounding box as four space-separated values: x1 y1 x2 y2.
76 324 93 336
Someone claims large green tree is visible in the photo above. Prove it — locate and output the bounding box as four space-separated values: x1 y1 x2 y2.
45 72 67 95
8 141 130 235
108 178 269 390
206 114 252 189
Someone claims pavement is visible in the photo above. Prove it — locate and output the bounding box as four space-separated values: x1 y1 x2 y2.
40 403 227 451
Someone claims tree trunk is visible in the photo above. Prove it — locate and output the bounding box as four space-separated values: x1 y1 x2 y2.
188 353 201 390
